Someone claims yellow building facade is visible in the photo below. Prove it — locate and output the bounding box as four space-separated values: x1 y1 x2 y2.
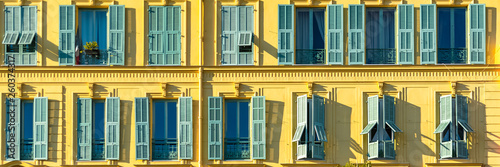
0 0 499 167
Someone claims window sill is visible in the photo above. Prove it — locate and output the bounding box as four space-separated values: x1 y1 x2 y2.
426 163 482 167
281 163 338 167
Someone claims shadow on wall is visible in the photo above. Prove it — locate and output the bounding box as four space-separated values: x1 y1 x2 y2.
120 99 133 162
486 7 497 64
126 8 136 66
266 100 284 163
333 100 357 164
471 87 494 165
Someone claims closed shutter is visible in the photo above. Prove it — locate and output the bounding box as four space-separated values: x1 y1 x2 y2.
148 6 166 65
438 95 453 159
456 95 471 158
398 4 414 65
178 97 193 159
108 5 125 65
221 6 237 65
236 6 254 65
6 98 21 161
251 96 266 159
277 5 294 65
469 4 486 64
58 5 75 65
311 95 325 159
383 95 402 133
327 5 344 65
33 97 48 160
420 4 436 64
165 6 181 65
348 4 365 65
296 95 307 159
2 6 21 45
135 97 149 160
208 96 223 160
105 97 120 160
77 98 92 160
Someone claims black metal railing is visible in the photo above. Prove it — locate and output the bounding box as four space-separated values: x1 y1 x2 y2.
366 48 397 64
92 139 105 160
296 49 326 64
152 138 178 160
437 48 467 64
78 50 108 65
224 138 250 160
20 139 33 160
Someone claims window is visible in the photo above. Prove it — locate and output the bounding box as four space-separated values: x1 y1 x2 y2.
292 95 326 160
3 6 37 65
152 100 178 160
77 97 120 161
434 95 473 159
361 95 401 160
366 8 396 64
221 6 254 65
296 8 325 64
207 96 266 160
148 6 181 65
59 5 125 66
437 8 467 64
6 98 48 161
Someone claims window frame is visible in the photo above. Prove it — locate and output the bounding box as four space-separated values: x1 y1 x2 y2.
151 99 178 161
91 99 105 160
20 100 34 160
76 8 109 66
365 7 397 65
295 7 327 65
436 7 468 64
3 6 38 66
223 99 251 160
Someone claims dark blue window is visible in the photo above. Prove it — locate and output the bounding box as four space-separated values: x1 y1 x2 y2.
21 100 34 160
296 8 326 64
438 8 467 64
78 9 108 65
152 100 178 160
366 8 396 64
92 100 105 160
224 100 250 160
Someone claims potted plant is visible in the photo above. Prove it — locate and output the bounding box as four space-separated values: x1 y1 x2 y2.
84 41 100 59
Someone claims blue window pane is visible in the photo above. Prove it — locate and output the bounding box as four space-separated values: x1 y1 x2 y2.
442 126 451 142
437 8 467 64
23 101 34 140
78 10 108 65
167 102 177 139
296 8 326 65
226 102 238 138
93 101 105 140
239 102 249 138
154 101 166 140
312 10 325 49
454 8 466 48
366 8 396 64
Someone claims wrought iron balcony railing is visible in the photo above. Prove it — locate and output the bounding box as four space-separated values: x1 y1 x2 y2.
92 139 105 160
20 139 33 160
152 138 178 160
437 48 467 64
296 49 326 64
224 138 250 160
78 50 108 65
366 48 397 64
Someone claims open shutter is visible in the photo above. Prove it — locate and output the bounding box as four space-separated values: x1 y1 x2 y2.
327 5 344 65
469 4 486 64
19 6 37 45
105 97 120 160
6 98 20 161
456 95 470 159
58 5 75 65
278 5 294 65
384 95 402 133
420 4 436 64
178 97 193 159
366 95 379 159
221 6 238 65
148 6 166 65
3 6 21 45
33 97 48 160
108 5 125 65
251 96 266 159
348 5 365 65
398 4 414 65
312 95 326 159
438 95 453 159
135 97 149 160
296 95 307 159
165 6 181 65
384 141 395 159
208 96 223 160
77 98 92 160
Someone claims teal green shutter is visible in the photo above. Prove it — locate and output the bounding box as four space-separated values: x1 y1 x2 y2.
58 5 75 65
105 97 120 160
469 4 486 64
178 97 193 159
312 95 325 159
208 96 222 160
420 4 436 64
398 4 414 65
6 98 20 160
19 6 37 45
278 5 294 65
384 141 395 159
361 95 378 135
148 6 166 65
3 6 21 45
296 95 307 159
383 95 402 133
108 5 125 65
327 5 344 65
135 97 149 160
456 95 470 158
221 6 237 65
33 97 48 160
348 5 365 65
366 95 379 159
236 6 254 65
438 95 453 159
251 96 266 159
77 98 92 160
165 6 181 65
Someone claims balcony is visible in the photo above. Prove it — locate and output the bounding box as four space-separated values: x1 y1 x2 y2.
437 48 467 64
152 138 178 160
77 50 108 65
296 49 326 64
366 49 397 64
224 138 250 160
20 139 33 160
92 139 105 160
